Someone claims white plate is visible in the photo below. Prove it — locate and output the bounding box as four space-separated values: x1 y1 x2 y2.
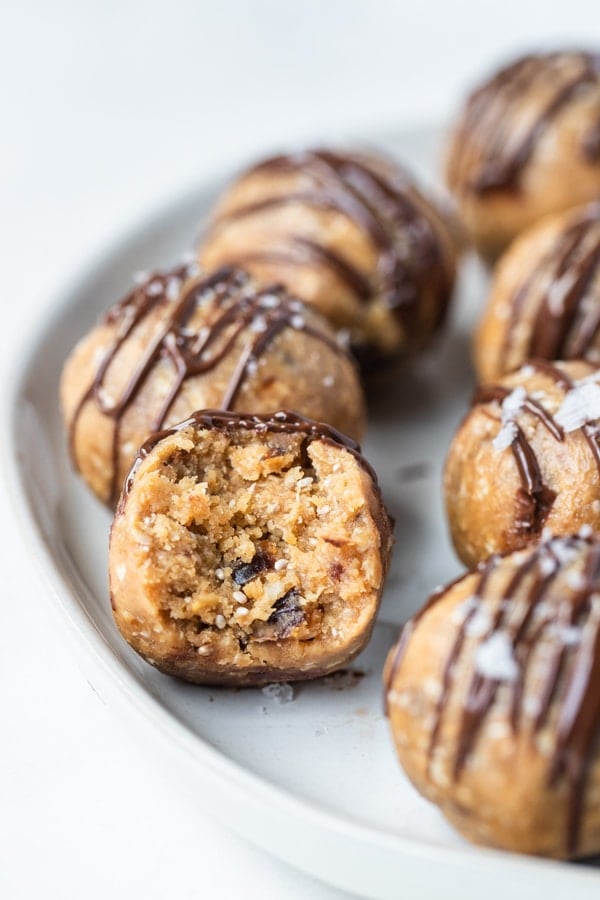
6 127 600 900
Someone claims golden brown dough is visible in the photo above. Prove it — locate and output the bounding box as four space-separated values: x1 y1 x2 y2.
445 360 600 567
60 264 365 506
445 51 600 261
109 410 393 686
384 533 600 858
475 204 600 382
199 149 457 371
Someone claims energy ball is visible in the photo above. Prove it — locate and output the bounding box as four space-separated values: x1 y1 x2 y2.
445 360 600 567
199 148 457 372
445 51 600 261
475 204 600 382
61 264 365 506
109 410 393 686
384 533 600 858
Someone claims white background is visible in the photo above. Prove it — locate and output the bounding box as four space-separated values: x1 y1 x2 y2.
2 2 600 898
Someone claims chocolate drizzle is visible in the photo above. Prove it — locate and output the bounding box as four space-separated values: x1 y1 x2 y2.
209 149 453 347
470 362 600 541
69 266 348 505
471 382 561 537
500 207 600 369
386 534 600 854
449 52 600 195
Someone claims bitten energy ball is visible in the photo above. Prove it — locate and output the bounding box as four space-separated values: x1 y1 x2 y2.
60 264 365 506
384 534 600 858
445 51 600 260
474 204 600 382
109 410 393 686
199 149 456 371
445 360 600 567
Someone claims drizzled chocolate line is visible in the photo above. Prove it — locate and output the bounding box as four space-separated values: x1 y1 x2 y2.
500 208 600 369
472 362 600 538
527 359 600 473
382 570 470 716
473 385 564 440
450 52 600 195
210 149 453 342
386 534 600 854
227 240 373 303
69 266 348 505
472 383 561 536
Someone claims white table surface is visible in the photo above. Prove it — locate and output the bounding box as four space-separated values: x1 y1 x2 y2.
2 3 600 898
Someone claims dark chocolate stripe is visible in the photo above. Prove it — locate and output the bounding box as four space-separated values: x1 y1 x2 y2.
525 360 600 485
451 52 600 195
471 384 559 535
387 533 600 854
228 239 373 302
69 266 349 505
211 149 453 343
500 209 600 369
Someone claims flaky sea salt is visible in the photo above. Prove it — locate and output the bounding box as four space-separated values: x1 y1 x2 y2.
259 294 280 309
185 261 200 279
550 624 583 646
492 420 518 452
166 277 182 301
465 606 492 638
250 315 268 333
450 595 479 625
145 279 164 297
322 375 335 388
538 553 557 577
502 386 527 418
474 632 519 682
291 314 305 330
546 270 579 316
566 570 586 590
492 386 526 453
555 381 600 431
261 683 294 704
549 538 578 567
